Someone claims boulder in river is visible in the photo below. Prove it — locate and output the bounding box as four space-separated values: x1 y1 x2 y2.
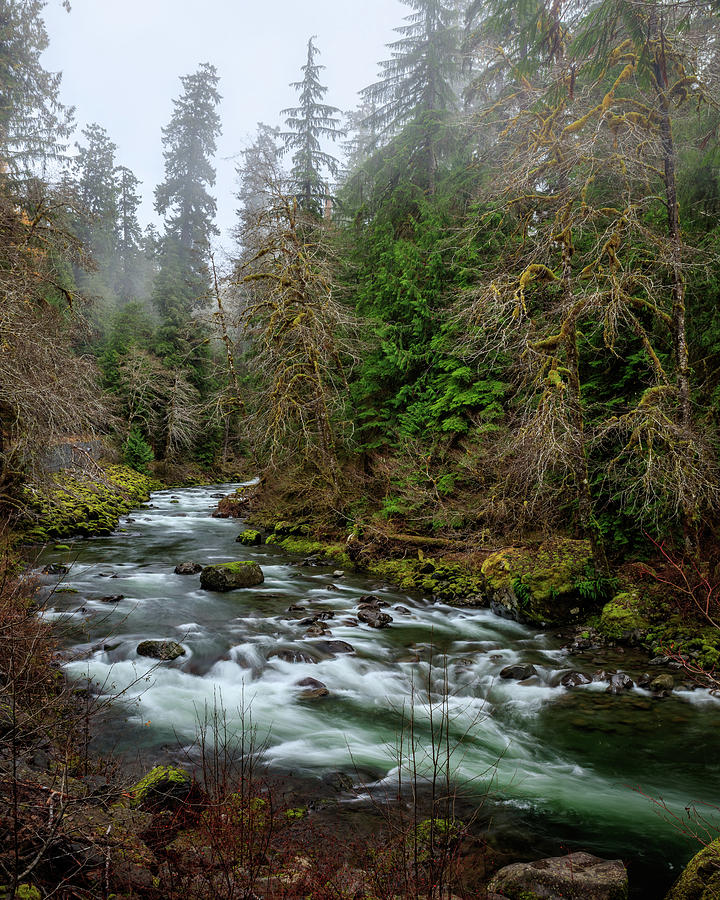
174 562 202 575
358 609 393 629
99 595 124 604
561 671 593 688
136 640 186 661
200 561 264 591
665 837 720 899
323 640 355 655
500 664 537 681
297 677 329 700
236 529 262 546
650 673 674 695
43 563 69 575
606 673 634 694
489 851 628 900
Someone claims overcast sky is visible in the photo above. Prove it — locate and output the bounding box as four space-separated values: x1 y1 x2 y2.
41 0 406 250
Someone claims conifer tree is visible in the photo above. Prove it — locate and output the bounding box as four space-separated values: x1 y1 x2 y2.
73 123 119 262
154 62 221 269
0 0 72 174
360 0 463 192
114 164 143 303
281 37 343 215
153 63 221 357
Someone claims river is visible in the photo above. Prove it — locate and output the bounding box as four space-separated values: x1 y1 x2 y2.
38 481 720 897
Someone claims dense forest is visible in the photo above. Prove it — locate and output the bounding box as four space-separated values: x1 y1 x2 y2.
4 0 720 897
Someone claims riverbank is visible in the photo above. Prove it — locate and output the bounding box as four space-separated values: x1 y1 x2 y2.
242 484 720 684
4 479 719 899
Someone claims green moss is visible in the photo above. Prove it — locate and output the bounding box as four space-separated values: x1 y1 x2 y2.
272 536 352 569
481 540 594 624
367 557 483 604
14 887 41 900
665 838 720 899
599 591 652 640
131 765 191 807
237 529 262 545
21 464 162 542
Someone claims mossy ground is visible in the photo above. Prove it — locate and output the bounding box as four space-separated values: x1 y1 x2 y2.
21 464 161 542
665 837 720 899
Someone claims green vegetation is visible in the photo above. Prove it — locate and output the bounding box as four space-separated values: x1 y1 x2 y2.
22 464 158 541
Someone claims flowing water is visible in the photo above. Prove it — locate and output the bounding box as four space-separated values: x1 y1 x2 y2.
38 482 720 897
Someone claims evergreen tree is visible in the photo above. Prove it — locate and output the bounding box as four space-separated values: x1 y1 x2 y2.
362 0 461 132
281 37 343 215
154 62 221 272
115 164 143 302
0 0 72 175
153 63 221 362
73 123 119 262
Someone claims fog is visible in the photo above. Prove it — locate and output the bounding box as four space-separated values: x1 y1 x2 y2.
41 0 406 244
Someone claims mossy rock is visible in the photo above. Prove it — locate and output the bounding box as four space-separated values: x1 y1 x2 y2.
272 521 311 537
665 838 720 899
200 561 264 591
481 539 594 625
367 557 484 605
236 529 262 546
14 886 42 900
272 536 352 569
599 592 651 641
131 765 193 810
21 464 160 542
136 640 186 661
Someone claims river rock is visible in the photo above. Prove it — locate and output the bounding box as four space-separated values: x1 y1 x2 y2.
606 673 634 694
236 529 262 546
200 561 264 591
561 671 593 688
489 851 628 900
358 594 390 608
665 836 720 899
43 563 69 575
270 649 317 664
99 595 124 603
650 673 674 695
323 640 355 654
131 765 194 810
649 656 670 665
306 623 331 637
296 675 330 699
358 609 393 629
136 640 186 661
174 562 202 575
500 664 537 680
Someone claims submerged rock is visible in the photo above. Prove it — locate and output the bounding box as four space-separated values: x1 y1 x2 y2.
99 594 124 604
561 671 593 688
489 851 628 900
174 562 202 575
606 673 634 694
43 563 69 575
296 677 329 700
200 561 264 591
136 640 186 661
500 664 537 681
358 609 393 629
650 674 674 695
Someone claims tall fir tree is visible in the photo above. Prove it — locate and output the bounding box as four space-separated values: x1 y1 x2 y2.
0 0 72 175
361 0 462 131
73 123 119 262
114 164 143 303
281 37 343 215
153 62 221 355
